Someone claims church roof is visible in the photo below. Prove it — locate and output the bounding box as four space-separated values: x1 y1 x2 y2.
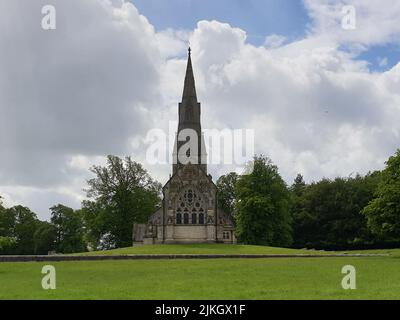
163 163 216 193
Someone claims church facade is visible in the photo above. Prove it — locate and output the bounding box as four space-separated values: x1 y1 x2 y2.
139 49 236 244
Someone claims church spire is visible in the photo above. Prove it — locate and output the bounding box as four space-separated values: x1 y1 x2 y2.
182 47 197 102
173 47 207 174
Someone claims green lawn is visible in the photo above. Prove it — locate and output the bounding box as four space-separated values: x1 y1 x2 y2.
1 256 400 299
73 243 400 256
1 244 400 300
75 244 326 256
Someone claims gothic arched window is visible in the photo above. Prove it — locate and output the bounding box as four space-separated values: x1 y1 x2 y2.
176 188 205 225
191 209 197 224
199 209 205 225
176 211 182 224
183 210 189 224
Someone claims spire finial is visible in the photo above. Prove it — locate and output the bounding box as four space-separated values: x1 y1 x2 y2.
182 44 197 102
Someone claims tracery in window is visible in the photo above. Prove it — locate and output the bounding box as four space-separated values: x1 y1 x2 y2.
175 188 205 225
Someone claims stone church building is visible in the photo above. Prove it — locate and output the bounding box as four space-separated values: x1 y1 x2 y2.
136 49 236 244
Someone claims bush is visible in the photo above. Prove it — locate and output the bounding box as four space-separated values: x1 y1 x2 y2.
0 236 17 255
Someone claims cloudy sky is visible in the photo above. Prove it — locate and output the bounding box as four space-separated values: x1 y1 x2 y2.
1 0 399 220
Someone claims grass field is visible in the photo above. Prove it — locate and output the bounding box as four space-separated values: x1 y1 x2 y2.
74 244 328 256
1 244 400 300
73 243 400 256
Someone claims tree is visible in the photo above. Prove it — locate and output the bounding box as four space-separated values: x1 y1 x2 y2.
290 174 310 248
0 203 56 255
81 200 114 250
0 236 16 255
291 174 306 195
216 172 239 220
291 173 381 249
33 221 57 254
363 150 400 241
50 204 86 253
10 206 38 255
85 155 161 248
0 203 16 238
235 155 292 247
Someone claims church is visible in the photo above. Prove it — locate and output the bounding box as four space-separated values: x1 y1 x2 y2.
137 49 236 244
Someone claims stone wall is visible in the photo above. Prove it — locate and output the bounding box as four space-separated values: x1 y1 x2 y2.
132 224 146 242
0 253 387 262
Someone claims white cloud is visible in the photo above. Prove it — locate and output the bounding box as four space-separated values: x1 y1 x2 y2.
264 34 287 49
304 0 400 47
1 1 400 219
181 20 400 183
0 0 163 217
377 57 388 67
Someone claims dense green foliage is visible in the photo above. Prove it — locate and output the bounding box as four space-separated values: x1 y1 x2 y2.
235 156 292 247
0 199 15 238
0 236 16 254
0 206 39 254
363 150 400 241
83 155 161 249
291 173 381 249
0 156 161 254
2 149 400 254
33 221 56 255
217 150 400 250
50 205 86 254
216 172 238 218
0 202 84 255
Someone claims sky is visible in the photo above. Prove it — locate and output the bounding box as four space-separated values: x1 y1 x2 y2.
130 0 310 45
0 0 400 220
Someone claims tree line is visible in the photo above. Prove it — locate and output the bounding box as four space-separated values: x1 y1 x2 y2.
217 150 400 250
1 150 400 254
0 156 161 254
0 204 86 255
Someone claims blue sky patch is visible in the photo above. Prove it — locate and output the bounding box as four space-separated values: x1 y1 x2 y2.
356 43 400 72
131 0 310 46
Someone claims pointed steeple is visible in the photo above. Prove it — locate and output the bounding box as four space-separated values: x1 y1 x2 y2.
173 47 207 174
182 47 197 102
